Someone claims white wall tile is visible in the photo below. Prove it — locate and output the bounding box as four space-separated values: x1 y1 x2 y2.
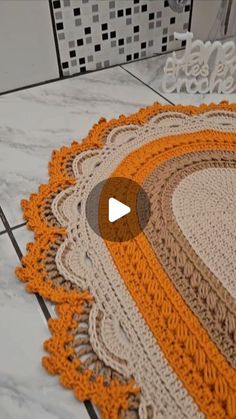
0 0 59 93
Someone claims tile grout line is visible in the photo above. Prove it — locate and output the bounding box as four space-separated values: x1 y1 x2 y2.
48 0 63 79
120 65 175 105
0 48 183 97
0 206 98 419
0 221 26 236
11 221 27 230
188 0 194 32
0 206 51 321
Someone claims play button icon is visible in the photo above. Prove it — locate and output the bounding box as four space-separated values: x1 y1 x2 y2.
108 198 131 222
86 177 150 242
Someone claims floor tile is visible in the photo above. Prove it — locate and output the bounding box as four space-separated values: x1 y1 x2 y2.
0 66 163 228
0 231 91 419
14 226 56 318
123 52 236 105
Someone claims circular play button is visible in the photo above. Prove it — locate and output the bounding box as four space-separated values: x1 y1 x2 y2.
86 177 150 242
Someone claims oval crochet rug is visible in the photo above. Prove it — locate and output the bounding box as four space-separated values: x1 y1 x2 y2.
16 102 236 419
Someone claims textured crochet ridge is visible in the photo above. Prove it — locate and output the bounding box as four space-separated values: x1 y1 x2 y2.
16 102 236 419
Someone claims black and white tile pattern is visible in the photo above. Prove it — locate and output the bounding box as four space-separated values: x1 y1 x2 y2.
51 0 192 76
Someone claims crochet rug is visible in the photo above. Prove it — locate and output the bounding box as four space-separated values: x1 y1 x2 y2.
16 102 236 419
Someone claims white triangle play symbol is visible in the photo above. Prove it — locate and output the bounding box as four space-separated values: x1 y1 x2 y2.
108 197 131 223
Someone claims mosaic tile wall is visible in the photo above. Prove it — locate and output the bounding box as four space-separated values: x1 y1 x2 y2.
51 0 192 76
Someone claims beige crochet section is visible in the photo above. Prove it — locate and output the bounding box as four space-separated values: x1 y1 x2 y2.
51 109 236 418
141 151 236 367
173 167 236 298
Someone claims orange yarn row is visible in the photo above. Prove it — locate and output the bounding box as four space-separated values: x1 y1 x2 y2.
105 130 236 418
16 102 236 418
44 299 138 417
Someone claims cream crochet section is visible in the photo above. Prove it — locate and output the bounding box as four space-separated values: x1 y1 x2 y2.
173 167 236 298
51 109 236 419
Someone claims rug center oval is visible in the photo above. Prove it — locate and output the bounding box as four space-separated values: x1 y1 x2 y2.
172 167 236 298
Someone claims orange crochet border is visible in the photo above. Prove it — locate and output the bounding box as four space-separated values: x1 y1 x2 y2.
106 131 236 418
16 102 236 418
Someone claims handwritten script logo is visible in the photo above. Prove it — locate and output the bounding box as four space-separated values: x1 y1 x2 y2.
162 32 236 94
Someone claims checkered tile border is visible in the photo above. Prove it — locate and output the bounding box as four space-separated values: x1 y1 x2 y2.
51 0 191 76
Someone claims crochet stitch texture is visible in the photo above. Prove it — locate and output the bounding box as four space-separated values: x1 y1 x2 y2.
16 102 236 418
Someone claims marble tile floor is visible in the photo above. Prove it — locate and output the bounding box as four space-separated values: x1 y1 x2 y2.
0 227 94 419
0 56 235 419
122 50 236 105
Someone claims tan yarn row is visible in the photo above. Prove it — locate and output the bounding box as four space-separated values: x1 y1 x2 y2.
16 103 236 418
142 150 236 367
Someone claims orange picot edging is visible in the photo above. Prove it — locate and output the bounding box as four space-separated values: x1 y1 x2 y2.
16 102 236 418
